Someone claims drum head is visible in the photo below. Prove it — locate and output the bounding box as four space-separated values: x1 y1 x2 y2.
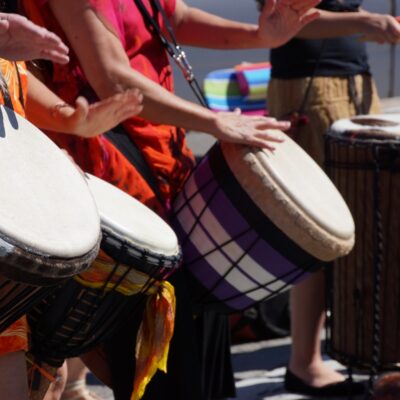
85 174 181 268
0 106 101 282
222 134 355 261
329 114 400 142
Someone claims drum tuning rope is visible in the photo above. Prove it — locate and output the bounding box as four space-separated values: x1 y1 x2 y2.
174 146 321 308
367 146 384 397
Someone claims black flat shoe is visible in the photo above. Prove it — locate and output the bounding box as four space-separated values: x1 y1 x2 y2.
284 368 366 397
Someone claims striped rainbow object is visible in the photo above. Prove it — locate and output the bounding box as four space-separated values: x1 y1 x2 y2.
203 62 271 115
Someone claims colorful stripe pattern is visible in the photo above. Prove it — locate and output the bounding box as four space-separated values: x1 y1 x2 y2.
203 63 271 115
173 144 320 312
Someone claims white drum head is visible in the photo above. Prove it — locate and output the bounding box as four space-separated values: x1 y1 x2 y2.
0 106 100 259
222 134 355 260
255 133 354 240
331 114 400 139
85 174 180 258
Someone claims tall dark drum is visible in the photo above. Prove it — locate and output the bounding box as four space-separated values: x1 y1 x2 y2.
325 114 400 370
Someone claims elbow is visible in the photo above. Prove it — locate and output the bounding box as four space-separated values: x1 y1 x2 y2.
87 63 133 99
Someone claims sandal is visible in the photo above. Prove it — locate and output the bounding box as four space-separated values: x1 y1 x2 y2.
61 379 104 400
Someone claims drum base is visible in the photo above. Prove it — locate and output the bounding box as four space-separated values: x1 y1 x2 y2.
0 277 57 334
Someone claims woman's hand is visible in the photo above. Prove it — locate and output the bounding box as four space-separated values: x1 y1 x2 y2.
209 109 288 150
358 13 400 44
0 13 69 63
257 0 321 48
54 89 143 137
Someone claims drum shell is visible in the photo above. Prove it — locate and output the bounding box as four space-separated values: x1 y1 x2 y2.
325 135 400 370
173 143 324 313
27 235 174 367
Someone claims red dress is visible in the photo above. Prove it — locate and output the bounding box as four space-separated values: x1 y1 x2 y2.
22 0 195 216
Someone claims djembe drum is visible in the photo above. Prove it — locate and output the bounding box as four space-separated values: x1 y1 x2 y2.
172 133 355 313
325 114 400 371
28 174 182 369
0 105 101 333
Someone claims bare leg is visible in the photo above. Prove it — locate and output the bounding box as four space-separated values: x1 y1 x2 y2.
0 351 30 400
289 270 345 387
43 362 68 400
61 357 103 400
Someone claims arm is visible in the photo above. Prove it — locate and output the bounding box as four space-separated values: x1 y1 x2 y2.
0 13 69 63
25 71 143 137
172 0 321 49
296 8 400 43
46 0 290 150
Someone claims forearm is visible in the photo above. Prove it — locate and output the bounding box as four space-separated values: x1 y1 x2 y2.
297 9 374 39
92 63 220 134
173 6 261 49
25 71 75 132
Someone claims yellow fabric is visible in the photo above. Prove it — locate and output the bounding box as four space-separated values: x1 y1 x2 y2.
75 249 176 400
74 249 155 296
132 281 175 400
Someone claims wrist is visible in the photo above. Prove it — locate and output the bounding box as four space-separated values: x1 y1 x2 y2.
198 109 222 138
355 11 379 33
51 102 78 134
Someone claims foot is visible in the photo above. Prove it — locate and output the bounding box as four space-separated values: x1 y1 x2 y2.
61 379 103 400
289 360 346 388
284 366 366 397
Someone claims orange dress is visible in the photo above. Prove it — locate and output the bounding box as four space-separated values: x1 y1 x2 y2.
0 60 29 357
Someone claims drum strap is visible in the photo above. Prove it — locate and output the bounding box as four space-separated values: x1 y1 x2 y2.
133 0 208 108
105 125 165 206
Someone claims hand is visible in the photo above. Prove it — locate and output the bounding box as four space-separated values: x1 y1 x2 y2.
258 0 321 48
359 13 400 44
211 109 288 150
54 89 143 138
0 13 69 63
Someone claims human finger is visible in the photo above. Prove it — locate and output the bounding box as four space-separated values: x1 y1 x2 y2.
74 96 89 122
299 10 320 25
113 91 144 119
241 131 284 150
0 19 9 34
36 30 69 53
282 0 320 11
40 48 70 64
251 117 291 131
261 0 277 18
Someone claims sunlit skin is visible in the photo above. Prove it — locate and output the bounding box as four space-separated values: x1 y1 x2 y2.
0 13 69 63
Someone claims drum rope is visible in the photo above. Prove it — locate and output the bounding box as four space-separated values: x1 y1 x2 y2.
368 146 384 397
29 240 172 365
178 178 319 305
176 149 323 307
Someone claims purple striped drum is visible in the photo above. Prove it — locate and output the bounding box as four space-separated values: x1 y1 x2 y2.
172 134 355 312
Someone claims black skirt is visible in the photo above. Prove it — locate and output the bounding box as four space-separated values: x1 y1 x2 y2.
100 269 236 400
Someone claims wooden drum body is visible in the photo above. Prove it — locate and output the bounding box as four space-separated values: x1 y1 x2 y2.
28 174 182 367
173 135 355 313
325 115 400 370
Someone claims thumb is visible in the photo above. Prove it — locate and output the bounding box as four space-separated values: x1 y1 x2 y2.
0 19 9 34
261 0 276 19
74 96 89 122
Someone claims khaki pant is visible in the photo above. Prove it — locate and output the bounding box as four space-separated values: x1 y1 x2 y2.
267 75 381 166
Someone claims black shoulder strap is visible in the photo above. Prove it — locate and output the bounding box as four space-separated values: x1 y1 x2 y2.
134 0 208 107
104 125 165 206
